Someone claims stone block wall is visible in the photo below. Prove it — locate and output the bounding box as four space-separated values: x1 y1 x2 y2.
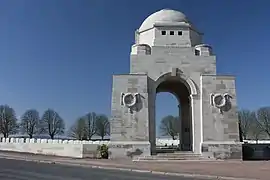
130 46 217 84
201 75 240 142
200 75 241 159
110 74 151 158
201 143 242 160
110 74 149 142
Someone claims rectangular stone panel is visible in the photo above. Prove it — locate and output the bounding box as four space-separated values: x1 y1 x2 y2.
110 74 149 142
201 75 240 142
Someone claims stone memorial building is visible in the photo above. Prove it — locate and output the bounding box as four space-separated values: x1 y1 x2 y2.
109 9 242 160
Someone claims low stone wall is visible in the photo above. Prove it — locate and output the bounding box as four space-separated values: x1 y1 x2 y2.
0 138 104 158
0 138 266 158
156 139 269 146
156 139 270 146
0 138 180 158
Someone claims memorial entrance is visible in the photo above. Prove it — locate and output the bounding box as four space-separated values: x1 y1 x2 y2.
109 9 242 160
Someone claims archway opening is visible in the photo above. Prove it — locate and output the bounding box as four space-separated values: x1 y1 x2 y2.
156 92 179 139
155 77 192 153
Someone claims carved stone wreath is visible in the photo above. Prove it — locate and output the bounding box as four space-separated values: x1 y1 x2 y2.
210 93 232 113
121 93 138 108
213 93 226 108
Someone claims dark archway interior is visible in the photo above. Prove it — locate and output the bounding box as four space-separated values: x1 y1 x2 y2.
156 78 192 151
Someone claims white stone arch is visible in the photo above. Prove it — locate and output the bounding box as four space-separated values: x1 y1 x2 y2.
153 72 201 153
154 72 198 96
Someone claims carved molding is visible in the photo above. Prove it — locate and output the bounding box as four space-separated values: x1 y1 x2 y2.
190 94 200 100
155 71 198 96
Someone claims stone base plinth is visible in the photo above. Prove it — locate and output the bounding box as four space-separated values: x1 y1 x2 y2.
108 141 151 159
201 142 243 160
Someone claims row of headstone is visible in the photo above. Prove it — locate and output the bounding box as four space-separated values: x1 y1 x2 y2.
0 137 204 146
243 140 270 144
156 139 180 146
0 138 110 145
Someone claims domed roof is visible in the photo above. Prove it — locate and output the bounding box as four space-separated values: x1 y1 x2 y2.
139 9 188 32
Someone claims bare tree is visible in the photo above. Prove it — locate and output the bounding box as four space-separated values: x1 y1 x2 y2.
0 105 18 138
238 110 256 140
256 107 270 137
40 109 65 139
96 114 109 140
69 117 87 140
85 112 98 140
249 121 263 143
20 109 40 138
159 115 179 140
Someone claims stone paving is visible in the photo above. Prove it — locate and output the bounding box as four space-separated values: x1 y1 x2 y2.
0 151 269 180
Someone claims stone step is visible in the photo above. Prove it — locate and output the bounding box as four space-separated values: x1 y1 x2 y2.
134 152 213 161
155 149 176 153
157 151 198 156
134 155 208 161
156 155 202 159
157 151 194 154
157 154 201 157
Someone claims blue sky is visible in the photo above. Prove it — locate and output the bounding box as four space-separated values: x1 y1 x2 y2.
0 0 270 130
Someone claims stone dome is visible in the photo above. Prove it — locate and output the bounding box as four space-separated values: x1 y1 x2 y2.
139 9 188 32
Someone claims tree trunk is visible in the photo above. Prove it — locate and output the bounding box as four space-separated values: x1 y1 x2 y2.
266 131 270 137
50 134 54 139
239 123 243 142
88 134 92 140
29 134 33 139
